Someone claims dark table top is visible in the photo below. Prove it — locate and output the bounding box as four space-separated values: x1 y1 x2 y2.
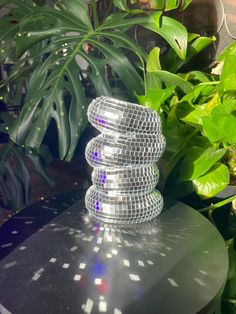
0 189 228 314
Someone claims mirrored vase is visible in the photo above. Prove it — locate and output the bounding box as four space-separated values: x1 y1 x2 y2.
85 96 165 224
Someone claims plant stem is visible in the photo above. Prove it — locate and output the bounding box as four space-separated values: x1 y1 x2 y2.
91 0 99 29
199 194 236 213
136 53 147 97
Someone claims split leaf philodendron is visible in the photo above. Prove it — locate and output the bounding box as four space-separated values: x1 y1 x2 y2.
0 0 196 209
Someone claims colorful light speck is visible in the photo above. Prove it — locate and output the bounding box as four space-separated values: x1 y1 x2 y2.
99 174 107 185
96 116 106 125
91 151 100 163
95 200 100 211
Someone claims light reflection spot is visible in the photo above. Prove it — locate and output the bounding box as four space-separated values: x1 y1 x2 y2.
19 246 26 251
1 243 13 248
194 278 206 286
95 278 102 285
116 237 121 243
32 273 41 281
129 274 140 281
79 263 86 269
74 274 81 281
106 254 112 259
124 259 130 267
93 247 100 252
99 301 107 312
138 260 144 267
112 249 118 255
49 257 57 263
83 298 94 314
70 246 78 252
168 278 178 287
63 263 70 269
97 237 103 244
4 261 17 269
107 236 112 242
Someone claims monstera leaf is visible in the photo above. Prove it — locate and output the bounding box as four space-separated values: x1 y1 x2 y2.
0 141 53 211
0 111 53 210
0 0 191 161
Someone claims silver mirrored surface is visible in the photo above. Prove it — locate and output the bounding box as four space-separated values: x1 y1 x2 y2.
92 165 159 196
88 96 162 135
85 133 166 168
85 186 163 223
85 96 165 223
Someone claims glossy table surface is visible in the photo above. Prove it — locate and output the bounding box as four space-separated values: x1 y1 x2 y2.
0 189 228 314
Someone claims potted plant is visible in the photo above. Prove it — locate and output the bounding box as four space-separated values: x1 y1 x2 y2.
0 0 210 210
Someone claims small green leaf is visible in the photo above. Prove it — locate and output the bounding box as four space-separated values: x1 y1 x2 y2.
146 47 161 72
180 0 192 10
202 114 236 144
193 163 229 198
178 147 226 181
112 0 129 11
212 99 236 115
137 87 174 112
180 93 219 126
221 54 236 81
149 0 164 10
218 41 236 62
220 74 236 93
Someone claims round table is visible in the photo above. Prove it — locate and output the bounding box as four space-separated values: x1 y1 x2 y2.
0 189 228 314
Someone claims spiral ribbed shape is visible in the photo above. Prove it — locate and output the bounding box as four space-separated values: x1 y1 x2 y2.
91 164 159 196
86 186 163 224
85 96 165 224
88 96 162 134
85 133 165 168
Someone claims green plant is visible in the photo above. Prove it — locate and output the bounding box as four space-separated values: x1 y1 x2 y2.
138 41 236 200
138 40 236 314
0 0 194 210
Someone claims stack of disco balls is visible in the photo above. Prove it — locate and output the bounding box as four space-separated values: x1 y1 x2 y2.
85 96 166 224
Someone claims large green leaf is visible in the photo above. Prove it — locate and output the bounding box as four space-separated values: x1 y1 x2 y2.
146 16 188 60
0 0 36 63
178 147 226 181
202 114 236 144
150 70 193 94
193 163 229 198
100 12 162 30
5 0 153 160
